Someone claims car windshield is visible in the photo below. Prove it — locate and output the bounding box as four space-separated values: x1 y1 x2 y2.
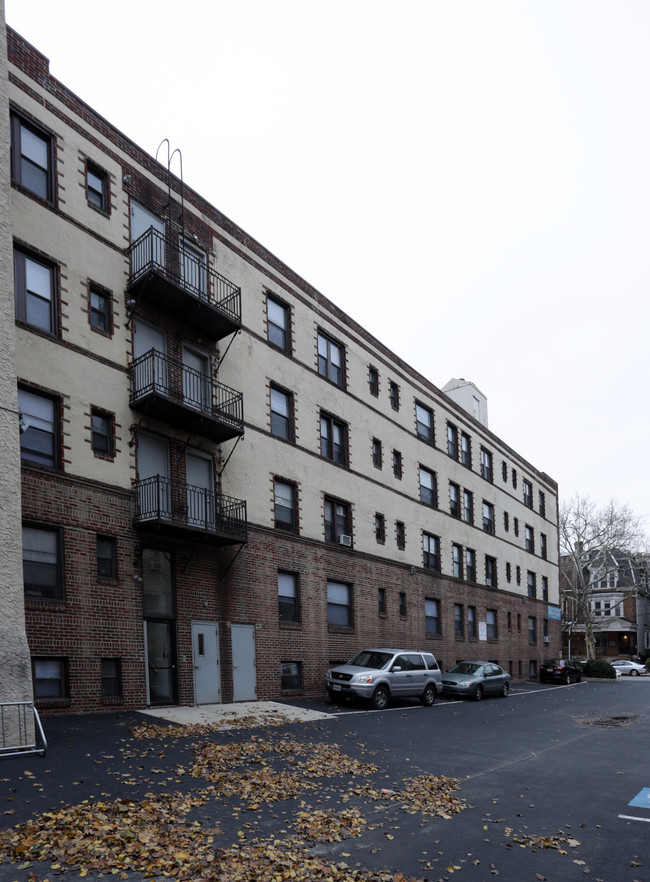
348 651 394 670
449 662 482 675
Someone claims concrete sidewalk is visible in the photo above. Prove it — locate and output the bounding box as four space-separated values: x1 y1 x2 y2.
139 699 335 728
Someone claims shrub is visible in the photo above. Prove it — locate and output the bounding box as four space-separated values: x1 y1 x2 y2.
582 659 616 679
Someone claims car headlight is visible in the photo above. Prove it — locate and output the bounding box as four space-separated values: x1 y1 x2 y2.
459 680 473 687
351 673 375 684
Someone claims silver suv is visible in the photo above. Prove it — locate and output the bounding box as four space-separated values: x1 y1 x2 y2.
326 648 442 709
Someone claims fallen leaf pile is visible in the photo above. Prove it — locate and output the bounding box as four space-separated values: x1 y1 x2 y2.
0 792 218 877
131 711 293 740
293 806 367 842
512 833 581 852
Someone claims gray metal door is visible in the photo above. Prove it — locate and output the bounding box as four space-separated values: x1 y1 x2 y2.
231 624 256 701
192 621 221 704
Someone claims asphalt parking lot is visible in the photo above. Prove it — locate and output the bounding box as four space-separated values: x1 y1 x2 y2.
1 679 649 882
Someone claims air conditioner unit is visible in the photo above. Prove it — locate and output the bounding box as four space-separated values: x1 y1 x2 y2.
338 534 352 547
544 636 550 644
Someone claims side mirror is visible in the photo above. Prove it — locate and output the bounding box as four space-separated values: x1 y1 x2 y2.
391 666 402 672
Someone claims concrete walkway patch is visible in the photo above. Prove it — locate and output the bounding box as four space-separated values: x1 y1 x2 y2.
138 700 335 729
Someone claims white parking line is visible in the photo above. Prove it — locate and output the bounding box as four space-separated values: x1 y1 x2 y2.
618 814 650 823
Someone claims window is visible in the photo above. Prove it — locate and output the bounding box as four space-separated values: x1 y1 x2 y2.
465 549 476 582
542 576 549 601
274 479 297 533
452 543 463 579
462 490 473 524
399 591 407 617
11 111 53 202
512 468 518 489
513 517 519 537
395 521 405 550
447 423 458 459
320 413 347 465
278 571 299 623
538 490 546 517
543 619 549 639
378 587 387 616
517 613 521 631
482 501 494 534
527 571 537 599
91 409 114 457
419 466 437 507
425 598 441 636
461 432 472 467
454 603 464 638
368 366 379 396
507 611 512 631
18 388 57 467
467 606 477 638
502 461 508 482
528 616 537 643
268 297 290 352
423 532 440 571
87 163 108 212
23 525 63 599
317 332 344 386
281 661 302 691
389 380 400 411
503 512 510 532
97 536 117 578
529 660 537 678
375 513 385 544
32 658 67 700
89 285 112 334
324 497 350 543
485 555 497 587
372 438 383 469
523 479 533 508
540 533 547 560
327 580 352 627
392 450 403 479
506 562 512 582
14 249 56 334
101 658 122 699
270 386 293 441
480 447 493 482
525 525 534 553
449 482 460 518
486 609 498 639
416 402 433 443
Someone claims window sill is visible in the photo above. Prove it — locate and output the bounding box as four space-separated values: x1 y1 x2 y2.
101 697 124 706
279 622 302 630
327 625 355 634
35 698 70 709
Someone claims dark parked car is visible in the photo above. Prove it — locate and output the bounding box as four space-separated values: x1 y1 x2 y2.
326 648 442 709
539 659 582 684
440 661 511 701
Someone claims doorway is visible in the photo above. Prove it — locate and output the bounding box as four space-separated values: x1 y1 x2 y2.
231 624 257 702
192 621 221 704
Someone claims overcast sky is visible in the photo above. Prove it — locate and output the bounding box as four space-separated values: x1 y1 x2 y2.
6 1 650 521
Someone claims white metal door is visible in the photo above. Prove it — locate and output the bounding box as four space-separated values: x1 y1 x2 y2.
186 451 214 529
131 201 164 241
182 346 210 411
180 238 207 297
138 433 171 519
192 621 221 704
131 202 165 277
231 624 257 701
133 319 167 395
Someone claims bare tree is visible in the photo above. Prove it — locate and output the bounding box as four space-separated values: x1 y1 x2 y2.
560 494 648 659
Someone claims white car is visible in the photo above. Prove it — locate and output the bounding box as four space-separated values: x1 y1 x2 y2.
611 660 647 677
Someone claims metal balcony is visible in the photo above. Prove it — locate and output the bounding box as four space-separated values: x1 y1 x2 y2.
129 349 244 443
133 476 247 546
127 229 241 340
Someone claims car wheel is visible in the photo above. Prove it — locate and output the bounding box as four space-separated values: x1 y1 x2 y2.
500 681 509 697
565 672 571 685
631 669 639 677
420 684 436 707
473 684 483 701
370 686 389 710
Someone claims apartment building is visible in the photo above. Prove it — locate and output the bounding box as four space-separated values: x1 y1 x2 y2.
4 20 561 715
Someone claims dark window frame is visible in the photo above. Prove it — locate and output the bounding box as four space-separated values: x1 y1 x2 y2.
461 432 472 468
274 478 298 533
10 110 55 203
86 161 109 213
523 479 533 508
280 660 303 691
317 331 345 388
454 603 464 638
278 570 300 623
270 385 294 442
375 512 386 544
480 447 493 482
88 283 113 336
423 532 440 571
327 579 353 628
467 605 477 638
389 380 400 411
372 437 383 469
14 247 58 336
97 535 117 579
23 523 64 600
465 548 476 583
447 423 458 459
419 465 437 508
32 656 68 701
101 658 122 699
91 407 115 458
378 587 387 616
452 543 463 579
392 449 403 479
320 412 348 466
486 608 498 640
449 481 460 518
368 365 379 397
415 401 434 444
527 570 537 599
18 386 59 468
485 555 497 587
399 591 407 617
525 524 534 553
324 495 351 544
267 295 291 353
482 500 495 534
425 597 441 636
395 520 406 550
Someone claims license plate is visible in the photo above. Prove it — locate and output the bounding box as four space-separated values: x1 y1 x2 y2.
333 684 342 691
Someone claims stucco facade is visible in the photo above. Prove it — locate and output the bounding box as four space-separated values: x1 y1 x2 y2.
5 20 561 714
0 1 32 709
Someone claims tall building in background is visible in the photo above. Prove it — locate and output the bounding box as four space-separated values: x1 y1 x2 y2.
4 20 561 715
